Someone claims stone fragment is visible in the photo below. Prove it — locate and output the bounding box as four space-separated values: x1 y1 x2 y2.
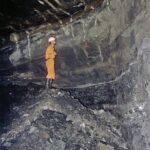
96 143 114 150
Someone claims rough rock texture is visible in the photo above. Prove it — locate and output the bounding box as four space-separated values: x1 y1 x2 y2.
0 0 150 150
0 38 150 149
0 0 104 37
0 0 147 87
0 88 128 150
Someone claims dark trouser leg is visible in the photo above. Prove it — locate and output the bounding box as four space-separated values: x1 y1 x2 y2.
49 79 53 88
46 79 50 89
46 79 53 89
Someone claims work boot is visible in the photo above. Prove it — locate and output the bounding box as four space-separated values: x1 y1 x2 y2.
49 79 53 89
46 79 50 89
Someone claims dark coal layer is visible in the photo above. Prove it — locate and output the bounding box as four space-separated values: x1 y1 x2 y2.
0 83 43 133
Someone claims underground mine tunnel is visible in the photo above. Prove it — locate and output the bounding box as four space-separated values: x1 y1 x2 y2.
0 0 150 150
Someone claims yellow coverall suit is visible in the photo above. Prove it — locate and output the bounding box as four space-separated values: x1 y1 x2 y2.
45 45 56 79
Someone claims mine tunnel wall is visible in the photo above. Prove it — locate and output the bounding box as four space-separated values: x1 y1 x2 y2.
0 1 150 149
0 0 149 109
0 0 147 87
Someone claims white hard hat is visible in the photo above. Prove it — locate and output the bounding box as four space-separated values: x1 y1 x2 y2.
48 37 55 42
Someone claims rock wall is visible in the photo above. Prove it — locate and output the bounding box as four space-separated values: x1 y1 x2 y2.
0 35 150 149
0 0 147 87
0 0 150 150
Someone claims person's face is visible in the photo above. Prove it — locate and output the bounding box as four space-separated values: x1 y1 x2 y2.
52 39 56 45
54 40 56 45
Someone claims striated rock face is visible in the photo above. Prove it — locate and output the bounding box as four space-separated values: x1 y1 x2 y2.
0 0 104 37
0 0 147 87
0 0 150 150
0 41 150 149
0 88 127 150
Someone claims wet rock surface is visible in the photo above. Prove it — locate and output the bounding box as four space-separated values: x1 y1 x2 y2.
0 0 150 150
0 88 127 150
0 0 148 87
0 0 104 37
0 83 43 129
0 34 150 149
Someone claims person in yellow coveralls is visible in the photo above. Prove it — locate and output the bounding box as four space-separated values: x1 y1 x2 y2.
45 37 57 89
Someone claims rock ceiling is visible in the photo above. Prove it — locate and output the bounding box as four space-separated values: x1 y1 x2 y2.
0 0 104 37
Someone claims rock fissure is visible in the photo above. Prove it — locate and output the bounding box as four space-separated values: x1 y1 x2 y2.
0 0 150 150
